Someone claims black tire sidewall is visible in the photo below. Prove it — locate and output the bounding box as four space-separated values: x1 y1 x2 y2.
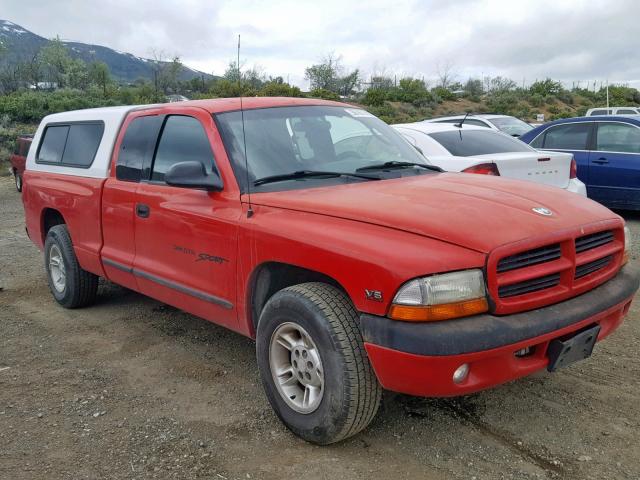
44 226 78 307
15 173 22 192
256 289 351 444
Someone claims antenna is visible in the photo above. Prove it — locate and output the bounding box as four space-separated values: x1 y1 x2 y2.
238 34 253 218
455 112 469 128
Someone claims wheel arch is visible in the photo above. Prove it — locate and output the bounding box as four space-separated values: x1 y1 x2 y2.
246 261 350 336
41 208 66 244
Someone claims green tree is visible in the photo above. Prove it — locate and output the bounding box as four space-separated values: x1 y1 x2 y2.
88 62 111 95
305 57 339 91
304 54 358 95
337 69 360 96
39 37 72 87
529 78 563 97
463 78 484 101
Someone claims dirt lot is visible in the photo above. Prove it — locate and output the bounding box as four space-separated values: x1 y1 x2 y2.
1 174 639 480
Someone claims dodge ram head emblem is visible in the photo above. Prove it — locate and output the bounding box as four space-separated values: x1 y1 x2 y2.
532 207 552 216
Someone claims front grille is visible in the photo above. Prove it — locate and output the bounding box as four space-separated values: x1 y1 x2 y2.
498 273 561 298
489 224 623 314
575 230 614 253
575 255 613 279
497 244 561 273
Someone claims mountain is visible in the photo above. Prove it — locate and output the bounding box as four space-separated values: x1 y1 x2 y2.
0 19 213 82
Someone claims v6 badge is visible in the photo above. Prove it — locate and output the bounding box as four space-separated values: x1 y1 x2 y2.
365 289 383 302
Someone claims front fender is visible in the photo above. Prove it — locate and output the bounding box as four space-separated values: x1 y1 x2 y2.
238 204 485 331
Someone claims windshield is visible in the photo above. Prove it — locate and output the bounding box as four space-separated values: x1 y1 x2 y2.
428 129 535 157
215 106 431 191
487 117 533 136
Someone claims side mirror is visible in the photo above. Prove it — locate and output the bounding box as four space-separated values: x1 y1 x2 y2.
165 161 223 191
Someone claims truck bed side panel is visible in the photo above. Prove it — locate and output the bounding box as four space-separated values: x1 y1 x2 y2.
22 170 106 277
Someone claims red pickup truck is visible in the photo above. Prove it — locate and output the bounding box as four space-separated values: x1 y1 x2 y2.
22 97 639 444
9 134 32 192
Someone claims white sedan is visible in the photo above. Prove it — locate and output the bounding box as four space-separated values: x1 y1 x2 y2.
393 122 586 195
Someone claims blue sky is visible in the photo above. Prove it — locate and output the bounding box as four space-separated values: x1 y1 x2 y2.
3 0 639 89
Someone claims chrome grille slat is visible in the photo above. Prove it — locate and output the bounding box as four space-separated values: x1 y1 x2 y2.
498 273 561 298
497 244 561 273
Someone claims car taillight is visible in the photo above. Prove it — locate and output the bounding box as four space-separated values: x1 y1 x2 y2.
462 163 500 176
570 157 577 179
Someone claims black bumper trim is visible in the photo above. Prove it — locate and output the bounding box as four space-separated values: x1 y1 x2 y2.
360 265 639 356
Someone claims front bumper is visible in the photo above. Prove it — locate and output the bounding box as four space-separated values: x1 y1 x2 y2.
360 265 639 397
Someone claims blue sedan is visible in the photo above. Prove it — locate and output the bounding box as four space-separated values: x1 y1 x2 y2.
519 115 640 210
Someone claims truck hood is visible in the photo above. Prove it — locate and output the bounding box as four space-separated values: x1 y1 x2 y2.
249 173 619 253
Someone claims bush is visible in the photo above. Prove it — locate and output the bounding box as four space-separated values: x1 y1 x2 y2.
486 92 519 115
361 88 386 107
259 82 302 97
308 88 340 101
548 104 560 115
529 93 544 107
431 87 456 102
529 78 563 97
0 89 121 123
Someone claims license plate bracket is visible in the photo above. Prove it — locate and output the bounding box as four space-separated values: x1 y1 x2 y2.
546 324 601 372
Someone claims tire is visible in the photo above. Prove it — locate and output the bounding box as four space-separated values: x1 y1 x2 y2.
256 282 382 444
14 171 22 192
44 224 98 308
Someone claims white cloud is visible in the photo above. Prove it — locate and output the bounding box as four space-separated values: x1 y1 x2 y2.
3 0 640 88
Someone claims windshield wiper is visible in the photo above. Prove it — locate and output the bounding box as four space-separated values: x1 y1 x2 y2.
253 170 381 186
356 161 443 173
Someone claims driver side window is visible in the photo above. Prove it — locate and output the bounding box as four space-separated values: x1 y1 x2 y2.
151 115 216 183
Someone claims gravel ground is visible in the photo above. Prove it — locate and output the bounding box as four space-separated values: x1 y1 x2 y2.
1 174 639 480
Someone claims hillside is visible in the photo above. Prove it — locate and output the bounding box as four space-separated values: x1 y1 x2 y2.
0 19 212 82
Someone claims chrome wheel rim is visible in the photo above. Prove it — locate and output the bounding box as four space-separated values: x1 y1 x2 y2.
15 175 21 190
49 244 66 293
269 322 324 414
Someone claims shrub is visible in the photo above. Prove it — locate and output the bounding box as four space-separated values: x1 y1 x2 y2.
259 82 302 97
529 78 563 97
431 86 455 102
529 93 544 107
361 88 386 107
308 88 340 101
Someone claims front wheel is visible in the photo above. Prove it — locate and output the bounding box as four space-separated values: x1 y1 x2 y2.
256 282 382 444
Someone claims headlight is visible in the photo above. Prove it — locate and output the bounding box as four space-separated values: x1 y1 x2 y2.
389 269 488 322
624 225 631 264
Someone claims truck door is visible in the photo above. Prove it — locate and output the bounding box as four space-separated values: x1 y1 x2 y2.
102 113 163 290
132 110 239 330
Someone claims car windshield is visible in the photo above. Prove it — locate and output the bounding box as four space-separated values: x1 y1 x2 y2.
215 106 433 191
487 117 533 136
428 129 535 157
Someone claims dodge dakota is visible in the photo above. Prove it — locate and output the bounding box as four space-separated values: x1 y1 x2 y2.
22 97 639 444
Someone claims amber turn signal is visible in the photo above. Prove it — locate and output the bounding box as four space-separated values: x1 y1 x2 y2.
388 297 489 322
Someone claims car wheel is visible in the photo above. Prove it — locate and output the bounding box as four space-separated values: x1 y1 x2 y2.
44 224 98 308
256 282 382 444
14 172 22 192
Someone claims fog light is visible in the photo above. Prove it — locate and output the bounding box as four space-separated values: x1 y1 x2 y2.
452 363 469 384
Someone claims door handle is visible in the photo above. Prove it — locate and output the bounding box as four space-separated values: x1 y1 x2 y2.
136 203 150 218
592 158 609 164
